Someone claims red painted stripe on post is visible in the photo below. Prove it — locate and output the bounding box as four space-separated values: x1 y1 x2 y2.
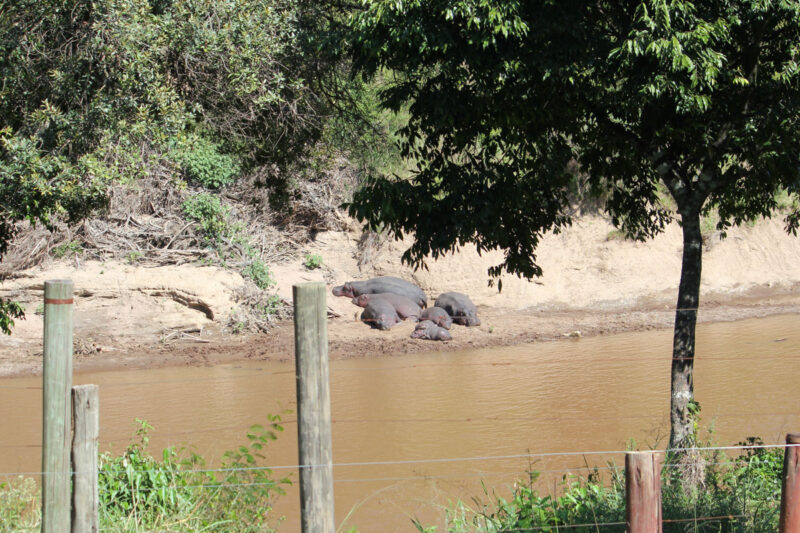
44 299 74 305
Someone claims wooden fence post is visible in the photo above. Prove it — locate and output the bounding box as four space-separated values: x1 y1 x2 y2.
293 282 335 533
72 384 99 533
41 279 74 533
626 451 663 533
780 433 800 533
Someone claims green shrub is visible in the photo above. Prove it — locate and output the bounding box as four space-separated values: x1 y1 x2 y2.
175 136 240 190
182 193 231 243
52 240 83 258
125 251 143 264
242 259 276 290
303 253 323 269
98 417 290 532
419 438 785 533
99 420 196 523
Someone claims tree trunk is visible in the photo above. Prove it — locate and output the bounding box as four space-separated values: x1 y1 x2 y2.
669 207 703 451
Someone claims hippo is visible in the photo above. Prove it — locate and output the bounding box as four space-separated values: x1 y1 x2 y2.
411 320 452 341
434 292 480 326
332 276 427 308
352 293 421 321
360 299 401 330
419 306 452 330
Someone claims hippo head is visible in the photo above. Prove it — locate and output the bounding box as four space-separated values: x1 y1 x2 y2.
352 294 370 308
332 283 356 298
464 313 481 327
373 312 396 330
434 315 453 329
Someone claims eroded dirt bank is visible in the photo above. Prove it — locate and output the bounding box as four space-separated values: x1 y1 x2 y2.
2 215 800 377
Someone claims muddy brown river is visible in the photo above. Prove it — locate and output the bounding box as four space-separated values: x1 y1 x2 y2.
3 314 800 531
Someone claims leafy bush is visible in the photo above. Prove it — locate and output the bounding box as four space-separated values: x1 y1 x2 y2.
182 193 231 243
303 253 323 269
98 417 290 532
242 259 276 290
175 136 240 190
52 241 83 258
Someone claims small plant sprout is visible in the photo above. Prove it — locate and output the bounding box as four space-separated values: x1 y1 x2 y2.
304 253 323 270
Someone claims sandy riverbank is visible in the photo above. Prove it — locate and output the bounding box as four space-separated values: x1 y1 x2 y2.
2 214 800 377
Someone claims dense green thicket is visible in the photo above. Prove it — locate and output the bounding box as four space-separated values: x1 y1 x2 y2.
0 0 327 183
0 0 387 331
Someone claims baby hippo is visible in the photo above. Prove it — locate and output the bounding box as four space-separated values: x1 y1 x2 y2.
352 293 421 321
360 299 401 330
411 320 452 341
419 306 452 330
435 292 480 326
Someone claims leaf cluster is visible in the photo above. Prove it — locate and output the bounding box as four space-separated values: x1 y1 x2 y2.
97 417 290 532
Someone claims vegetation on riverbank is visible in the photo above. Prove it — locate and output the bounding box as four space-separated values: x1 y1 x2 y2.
0 418 788 532
0 417 289 532
415 429 784 532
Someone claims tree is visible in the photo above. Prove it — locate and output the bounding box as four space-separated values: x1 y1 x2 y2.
0 0 344 331
346 0 800 450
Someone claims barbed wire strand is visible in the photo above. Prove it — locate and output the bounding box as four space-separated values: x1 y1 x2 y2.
4 442 797 478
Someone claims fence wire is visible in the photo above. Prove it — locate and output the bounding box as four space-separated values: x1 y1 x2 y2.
3 442 797 478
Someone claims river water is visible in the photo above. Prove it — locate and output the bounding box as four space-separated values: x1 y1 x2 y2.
2 314 800 531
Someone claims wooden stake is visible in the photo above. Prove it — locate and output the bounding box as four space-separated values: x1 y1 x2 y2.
72 384 99 533
293 282 335 533
626 451 663 533
780 433 800 533
42 279 74 533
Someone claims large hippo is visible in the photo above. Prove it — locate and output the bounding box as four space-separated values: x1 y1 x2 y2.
434 292 480 326
419 306 452 330
332 276 427 308
360 299 401 330
352 293 421 321
411 320 452 341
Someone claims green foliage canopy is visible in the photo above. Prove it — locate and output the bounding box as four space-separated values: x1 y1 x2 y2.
346 0 800 449
347 0 800 277
0 0 336 331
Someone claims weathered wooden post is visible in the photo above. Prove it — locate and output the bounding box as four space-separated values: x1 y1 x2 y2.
41 279 74 533
626 451 663 533
293 282 335 533
780 433 800 532
72 384 99 533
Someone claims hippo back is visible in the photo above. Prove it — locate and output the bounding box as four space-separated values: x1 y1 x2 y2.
353 293 421 320
356 277 427 308
419 306 452 329
434 292 480 326
360 299 400 330
411 320 452 341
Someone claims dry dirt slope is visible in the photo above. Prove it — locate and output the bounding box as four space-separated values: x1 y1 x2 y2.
2 214 800 376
